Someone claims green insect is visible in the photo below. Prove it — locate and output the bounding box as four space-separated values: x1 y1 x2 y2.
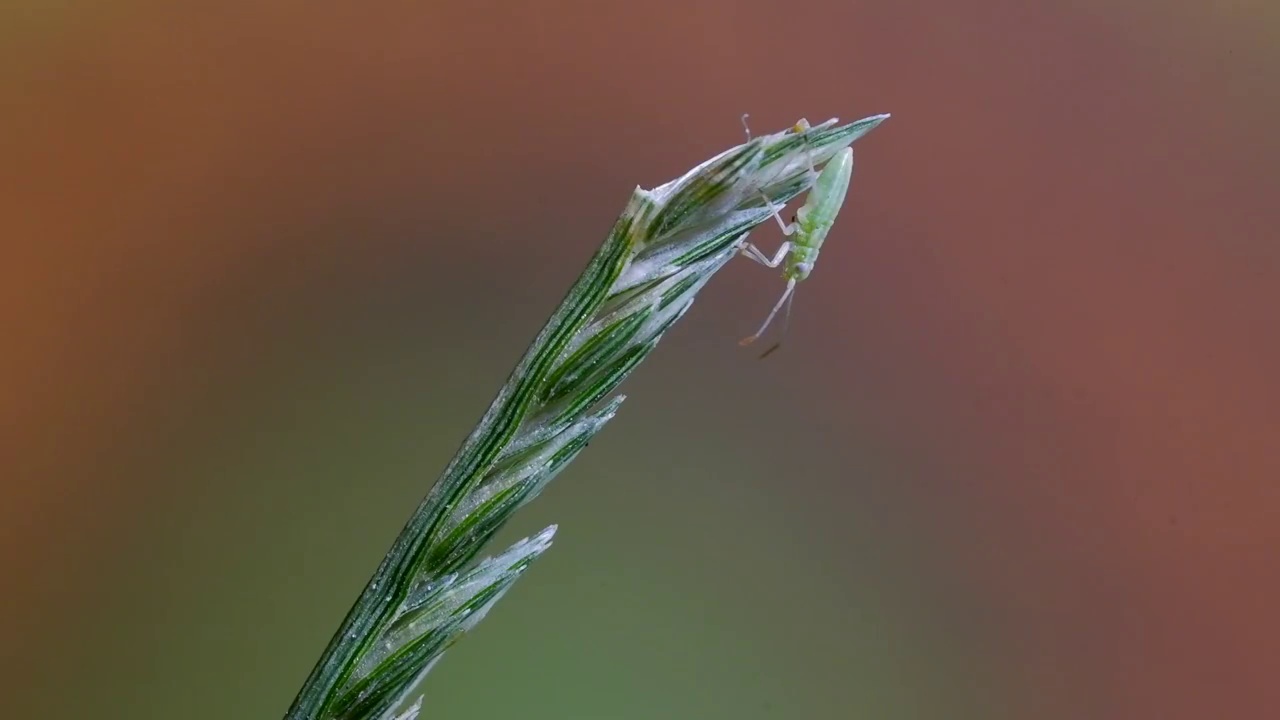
737 116 855 354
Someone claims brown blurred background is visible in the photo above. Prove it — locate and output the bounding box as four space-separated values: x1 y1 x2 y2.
3 2 1277 719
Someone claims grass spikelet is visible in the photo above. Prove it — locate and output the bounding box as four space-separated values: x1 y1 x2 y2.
284 113 890 720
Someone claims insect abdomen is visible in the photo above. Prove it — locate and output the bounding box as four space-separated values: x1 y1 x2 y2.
791 243 820 266
804 148 854 244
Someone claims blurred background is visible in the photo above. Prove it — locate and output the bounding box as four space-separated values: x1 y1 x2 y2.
3 2 1277 718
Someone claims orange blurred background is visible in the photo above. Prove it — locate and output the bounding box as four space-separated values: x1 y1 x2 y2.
4 2 1277 719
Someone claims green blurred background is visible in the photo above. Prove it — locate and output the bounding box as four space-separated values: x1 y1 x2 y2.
4 2 1277 718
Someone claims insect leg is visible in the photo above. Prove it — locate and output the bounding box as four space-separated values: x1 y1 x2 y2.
754 188 799 236
738 240 791 268
741 113 753 141
789 120 817 177
756 286 797 359
739 278 797 346
739 188 798 268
